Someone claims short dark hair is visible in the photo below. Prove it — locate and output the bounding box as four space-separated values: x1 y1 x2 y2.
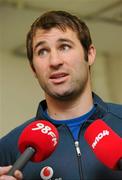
26 10 92 65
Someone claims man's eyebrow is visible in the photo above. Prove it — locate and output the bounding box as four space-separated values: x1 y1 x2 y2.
57 38 74 44
34 41 46 51
33 38 74 51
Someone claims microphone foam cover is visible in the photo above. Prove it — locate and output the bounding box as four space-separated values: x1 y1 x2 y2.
84 119 122 169
18 120 59 162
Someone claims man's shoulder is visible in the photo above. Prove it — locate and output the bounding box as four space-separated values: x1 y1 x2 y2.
93 93 122 118
106 102 122 118
0 117 36 146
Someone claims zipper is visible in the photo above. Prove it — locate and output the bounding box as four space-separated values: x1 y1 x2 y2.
63 125 84 180
74 140 83 180
75 141 81 156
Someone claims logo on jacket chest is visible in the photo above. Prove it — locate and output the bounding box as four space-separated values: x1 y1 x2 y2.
40 166 62 180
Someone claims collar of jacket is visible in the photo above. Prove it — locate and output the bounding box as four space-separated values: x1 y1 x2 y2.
35 92 108 125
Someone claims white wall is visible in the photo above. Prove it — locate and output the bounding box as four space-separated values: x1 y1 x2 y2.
0 51 44 137
92 53 122 103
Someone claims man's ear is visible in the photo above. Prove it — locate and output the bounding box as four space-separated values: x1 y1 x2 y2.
88 44 96 66
30 64 37 78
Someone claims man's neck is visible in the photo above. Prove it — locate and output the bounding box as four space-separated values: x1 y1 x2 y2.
45 89 93 120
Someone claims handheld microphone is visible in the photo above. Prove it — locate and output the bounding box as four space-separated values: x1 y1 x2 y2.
84 119 122 170
8 120 59 176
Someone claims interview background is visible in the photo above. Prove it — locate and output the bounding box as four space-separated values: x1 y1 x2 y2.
0 0 122 137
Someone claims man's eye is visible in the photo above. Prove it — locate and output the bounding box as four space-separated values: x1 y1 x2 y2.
60 44 71 51
38 49 48 56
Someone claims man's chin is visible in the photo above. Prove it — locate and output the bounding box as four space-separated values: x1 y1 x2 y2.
50 91 77 101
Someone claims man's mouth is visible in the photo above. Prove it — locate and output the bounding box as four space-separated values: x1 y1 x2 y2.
49 73 69 84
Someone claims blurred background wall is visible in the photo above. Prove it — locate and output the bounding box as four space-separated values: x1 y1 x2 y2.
0 0 122 137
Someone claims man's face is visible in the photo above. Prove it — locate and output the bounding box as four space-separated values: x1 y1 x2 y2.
32 27 95 100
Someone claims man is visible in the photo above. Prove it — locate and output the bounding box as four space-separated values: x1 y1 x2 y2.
0 10 122 180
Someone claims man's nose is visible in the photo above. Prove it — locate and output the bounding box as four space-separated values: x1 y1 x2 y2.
49 50 63 68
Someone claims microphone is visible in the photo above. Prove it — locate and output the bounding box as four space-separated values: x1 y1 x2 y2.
8 120 59 176
84 119 122 170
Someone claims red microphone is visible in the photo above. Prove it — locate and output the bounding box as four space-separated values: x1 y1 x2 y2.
8 120 59 176
84 119 122 170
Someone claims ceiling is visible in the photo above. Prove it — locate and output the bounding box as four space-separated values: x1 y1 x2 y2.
0 0 122 58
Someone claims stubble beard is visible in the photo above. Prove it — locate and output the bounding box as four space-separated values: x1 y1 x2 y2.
41 73 89 102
